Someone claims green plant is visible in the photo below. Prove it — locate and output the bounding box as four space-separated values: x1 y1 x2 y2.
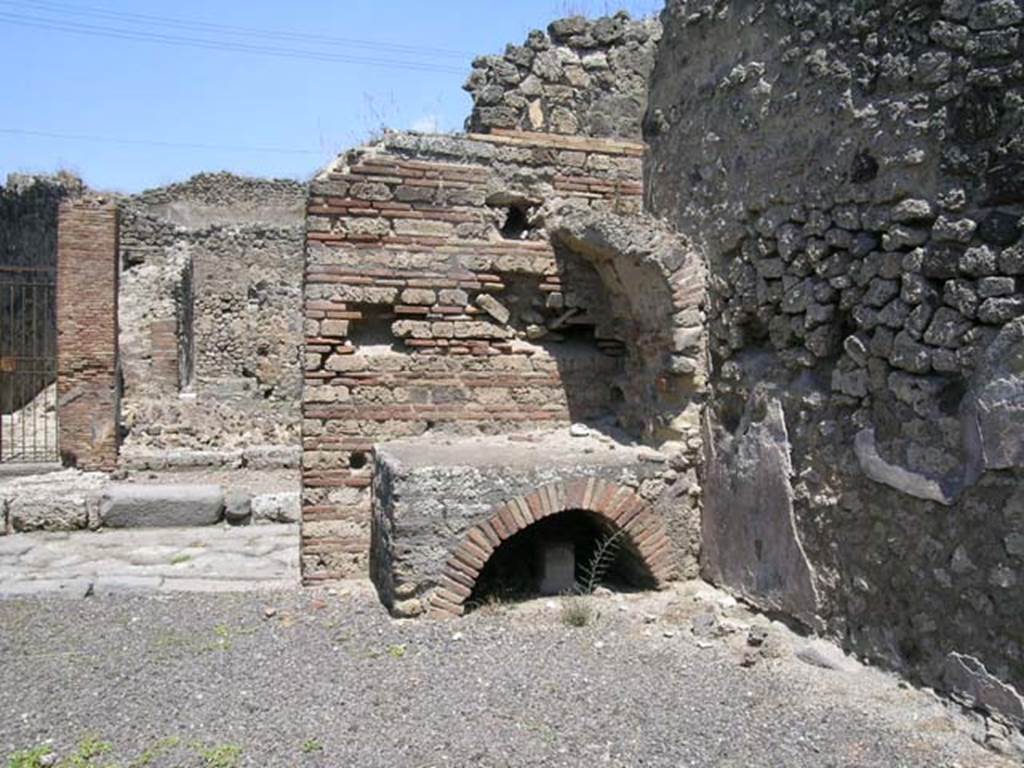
463 592 508 616
169 553 191 565
576 528 625 595
153 623 248 655
387 643 407 659
59 737 116 768
300 739 323 755
129 737 179 768
193 743 242 768
560 596 595 628
202 624 234 652
7 746 52 768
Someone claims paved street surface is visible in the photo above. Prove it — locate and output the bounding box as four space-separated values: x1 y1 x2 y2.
0 525 298 597
0 582 1014 768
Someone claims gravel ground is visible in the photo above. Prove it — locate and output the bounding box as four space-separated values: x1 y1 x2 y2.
0 582 1015 768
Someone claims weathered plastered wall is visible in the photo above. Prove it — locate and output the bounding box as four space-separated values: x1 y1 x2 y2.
647 0 1024 725
301 129 706 584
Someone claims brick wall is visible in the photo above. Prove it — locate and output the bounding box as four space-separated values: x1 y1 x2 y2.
301 129 649 582
57 197 119 471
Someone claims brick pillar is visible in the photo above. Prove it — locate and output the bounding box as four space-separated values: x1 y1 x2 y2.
57 197 120 471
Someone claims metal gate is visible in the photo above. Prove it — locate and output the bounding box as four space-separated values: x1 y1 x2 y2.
0 264 58 463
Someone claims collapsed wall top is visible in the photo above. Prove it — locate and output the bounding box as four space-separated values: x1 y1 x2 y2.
464 12 661 140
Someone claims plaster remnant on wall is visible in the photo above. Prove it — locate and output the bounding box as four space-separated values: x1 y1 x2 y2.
854 428 955 505
945 652 1024 729
702 395 820 627
962 317 1024 473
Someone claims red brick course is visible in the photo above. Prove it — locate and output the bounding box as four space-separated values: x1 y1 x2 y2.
427 479 676 617
301 130 649 583
56 197 119 471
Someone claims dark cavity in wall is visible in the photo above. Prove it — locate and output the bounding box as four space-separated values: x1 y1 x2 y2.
348 304 399 351
0 177 69 421
486 195 540 241
176 258 195 391
499 203 535 240
542 247 632 435
466 509 656 609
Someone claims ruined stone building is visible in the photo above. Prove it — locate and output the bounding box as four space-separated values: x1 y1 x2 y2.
117 173 306 470
1 0 1022 733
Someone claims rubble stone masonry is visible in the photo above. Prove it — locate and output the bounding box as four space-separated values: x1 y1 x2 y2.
648 0 1024 726
465 13 660 139
117 173 306 469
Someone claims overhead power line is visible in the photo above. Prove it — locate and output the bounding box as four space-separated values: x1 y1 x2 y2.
0 127 324 155
0 9 468 74
2 0 474 59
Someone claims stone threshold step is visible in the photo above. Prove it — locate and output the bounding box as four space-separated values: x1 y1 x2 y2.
97 484 300 528
101 484 225 528
0 462 63 479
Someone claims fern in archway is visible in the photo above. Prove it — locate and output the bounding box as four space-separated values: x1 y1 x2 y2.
576 527 625 595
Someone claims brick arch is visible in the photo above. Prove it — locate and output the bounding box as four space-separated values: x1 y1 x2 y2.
429 478 676 617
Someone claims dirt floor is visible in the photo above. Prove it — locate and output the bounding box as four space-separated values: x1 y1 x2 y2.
0 580 1017 768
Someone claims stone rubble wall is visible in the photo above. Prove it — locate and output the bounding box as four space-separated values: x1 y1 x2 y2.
118 173 306 467
0 174 80 413
465 12 660 139
302 128 704 583
646 0 1024 725
0 173 82 269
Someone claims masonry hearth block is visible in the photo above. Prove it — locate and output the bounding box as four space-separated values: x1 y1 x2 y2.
370 434 678 618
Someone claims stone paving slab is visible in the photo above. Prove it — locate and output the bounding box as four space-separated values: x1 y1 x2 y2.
0 524 299 597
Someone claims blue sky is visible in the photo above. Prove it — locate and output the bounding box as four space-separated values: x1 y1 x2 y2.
0 0 661 192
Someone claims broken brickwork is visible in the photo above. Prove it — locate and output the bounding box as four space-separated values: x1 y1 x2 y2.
301 129 705 594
